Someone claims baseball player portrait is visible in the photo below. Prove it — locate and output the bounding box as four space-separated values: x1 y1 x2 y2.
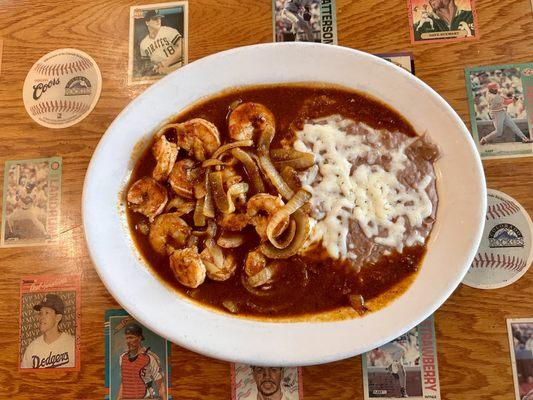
140 10 183 75
480 82 532 145
20 294 76 369
414 0 475 40
129 3 188 84
251 366 287 400
278 0 316 42
4 161 50 243
117 323 167 400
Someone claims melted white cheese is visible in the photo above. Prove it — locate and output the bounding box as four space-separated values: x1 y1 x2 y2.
294 116 433 260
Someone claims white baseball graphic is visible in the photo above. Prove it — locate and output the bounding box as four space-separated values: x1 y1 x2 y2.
463 189 533 289
23 48 102 129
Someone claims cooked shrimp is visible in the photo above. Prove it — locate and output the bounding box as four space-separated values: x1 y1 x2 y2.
201 244 238 281
244 249 267 277
127 177 168 221
228 102 275 142
244 251 282 288
152 134 178 181
175 118 221 161
221 165 243 189
149 213 191 255
246 193 289 241
168 158 197 199
217 212 250 231
169 247 206 288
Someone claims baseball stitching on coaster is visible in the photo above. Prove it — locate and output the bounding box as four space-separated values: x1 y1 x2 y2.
23 48 102 129
463 189 533 289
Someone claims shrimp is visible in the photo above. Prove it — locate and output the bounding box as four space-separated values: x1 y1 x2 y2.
246 193 289 241
217 212 250 231
228 102 276 142
169 247 206 288
244 249 267 277
168 158 197 199
200 243 238 281
244 251 282 288
152 134 178 181
149 213 191 255
175 118 221 161
127 177 168 221
221 165 243 190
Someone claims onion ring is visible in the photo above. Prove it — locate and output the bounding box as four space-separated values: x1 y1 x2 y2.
231 148 265 194
212 139 254 159
266 189 311 249
260 209 310 258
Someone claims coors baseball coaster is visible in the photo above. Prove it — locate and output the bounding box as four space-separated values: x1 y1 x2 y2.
463 189 533 289
23 48 102 129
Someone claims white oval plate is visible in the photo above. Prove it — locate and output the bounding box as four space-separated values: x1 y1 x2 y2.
83 43 486 366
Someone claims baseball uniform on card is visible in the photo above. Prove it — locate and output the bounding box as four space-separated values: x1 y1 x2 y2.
362 315 440 400
407 0 478 44
465 62 533 160
128 2 188 86
105 309 172 400
19 275 81 372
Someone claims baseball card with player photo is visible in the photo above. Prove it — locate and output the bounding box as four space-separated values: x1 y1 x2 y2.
1 157 62 247
407 0 478 44
128 2 188 86
507 319 533 400
19 275 81 372
376 52 415 75
362 315 440 399
230 363 304 400
466 63 533 160
273 0 337 44
105 309 171 400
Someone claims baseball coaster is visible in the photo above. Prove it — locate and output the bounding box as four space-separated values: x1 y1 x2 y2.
23 48 102 129
463 189 533 289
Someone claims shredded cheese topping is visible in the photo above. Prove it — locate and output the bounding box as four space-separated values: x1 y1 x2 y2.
294 116 434 260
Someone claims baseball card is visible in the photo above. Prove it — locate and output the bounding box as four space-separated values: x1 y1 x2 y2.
128 2 188 85
273 0 337 44
1 157 62 247
407 0 478 44
465 63 533 159
362 315 440 399
230 363 304 399
19 275 81 372
105 309 171 400
376 52 415 75
507 319 533 400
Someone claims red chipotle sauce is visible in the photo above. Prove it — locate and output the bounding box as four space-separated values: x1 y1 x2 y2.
127 84 429 318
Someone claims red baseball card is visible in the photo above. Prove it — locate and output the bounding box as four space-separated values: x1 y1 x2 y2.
19 275 81 372
407 0 478 44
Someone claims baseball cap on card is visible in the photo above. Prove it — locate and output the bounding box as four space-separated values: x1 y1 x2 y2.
144 10 164 21
125 323 145 340
487 82 500 91
33 294 65 314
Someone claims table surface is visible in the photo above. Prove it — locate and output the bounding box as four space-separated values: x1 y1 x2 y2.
0 0 532 398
